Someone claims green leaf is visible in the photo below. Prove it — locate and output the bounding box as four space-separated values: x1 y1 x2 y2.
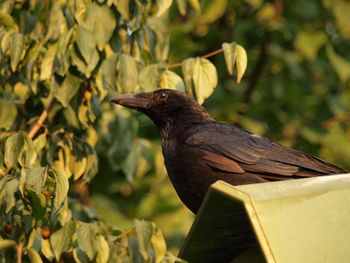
50 168 69 210
54 73 81 107
26 167 48 193
188 0 201 13
333 1 350 38
83 3 117 51
0 178 19 213
50 220 76 261
26 247 43 263
96 54 118 97
295 31 327 60
75 28 99 74
176 0 187 15
10 33 25 71
40 44 58 81
134 219 153 259
0 239 17 250
4 132 25 168
73 247 90 263
155 0 173 16
77 222 99 260
5 132 37 168
14 82 30 104
117 54 139 93
45 2 67 41
96 235 110 263
0 11 19 31
78 104 89 128
0 99 18 129
326 45 350 83
139 64 165 91
33 133 47 152
113 0 130 20
41 239 54 261
55 29 73 76
160 70 185 91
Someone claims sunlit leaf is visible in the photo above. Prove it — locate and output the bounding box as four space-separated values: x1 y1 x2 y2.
75 28 99 74
235 44 248 83
222 42 236 75
188 0 201 13
96 235 110 263
0 239 17 250
113 0 130 20
83 3 117 51
77 222 99 260
0 11 19 31
117 54 139 93
151 228 167 263
41 239 54 261
139 64 165 91
26 247 43 263
155 0 173 17
0 100 17 129
14 82 30 104
333 1 350 38
295 31 327 60
40 44 58 81
0 178 19 213
176 0 187 15
326 45 350 83
54 73 81 107
182 57 218 104
10 33 25 71
26 167 48 194
160 70 185 91
50 220 76 261
50 168 69 210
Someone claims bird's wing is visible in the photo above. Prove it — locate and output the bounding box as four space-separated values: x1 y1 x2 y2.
185 123 345 178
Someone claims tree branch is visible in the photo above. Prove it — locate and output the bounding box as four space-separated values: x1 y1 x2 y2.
168 47 224 69
16 243 22 263
28 100 54 139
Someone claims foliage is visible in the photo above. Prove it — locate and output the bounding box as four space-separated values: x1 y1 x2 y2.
1 0 350 262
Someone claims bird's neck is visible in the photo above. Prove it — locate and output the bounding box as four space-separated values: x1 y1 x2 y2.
159 110 212 142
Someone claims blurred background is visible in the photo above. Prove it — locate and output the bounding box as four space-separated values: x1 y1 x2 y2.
0 0 349 259
91 0 350 254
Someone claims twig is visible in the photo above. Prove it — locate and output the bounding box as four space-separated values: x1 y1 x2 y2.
168 47 224 69
115 241 128 249
28 100 54 139
16 243 22 263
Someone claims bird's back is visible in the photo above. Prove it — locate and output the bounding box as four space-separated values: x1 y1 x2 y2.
162 121 346 213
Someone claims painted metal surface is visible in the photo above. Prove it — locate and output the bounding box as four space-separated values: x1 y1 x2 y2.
179 173 350 263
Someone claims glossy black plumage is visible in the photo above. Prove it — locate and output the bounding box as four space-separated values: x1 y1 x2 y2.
111 89 346 213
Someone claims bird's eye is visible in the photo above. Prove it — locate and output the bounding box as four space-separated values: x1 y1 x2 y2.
156 92 167 100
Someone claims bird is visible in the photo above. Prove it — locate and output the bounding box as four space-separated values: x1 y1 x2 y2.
110 89 347 213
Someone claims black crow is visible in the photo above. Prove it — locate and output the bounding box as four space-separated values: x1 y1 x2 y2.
111 89 346 213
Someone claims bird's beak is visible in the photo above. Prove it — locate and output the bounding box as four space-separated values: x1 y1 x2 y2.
109 93 150 110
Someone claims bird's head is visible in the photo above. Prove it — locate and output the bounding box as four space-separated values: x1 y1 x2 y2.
110 89 211 132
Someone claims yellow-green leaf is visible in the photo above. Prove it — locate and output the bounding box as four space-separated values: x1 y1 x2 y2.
0 239 17 250
192 57 218 104
326 45 350 83
26 247 43 263
235 44 248 83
